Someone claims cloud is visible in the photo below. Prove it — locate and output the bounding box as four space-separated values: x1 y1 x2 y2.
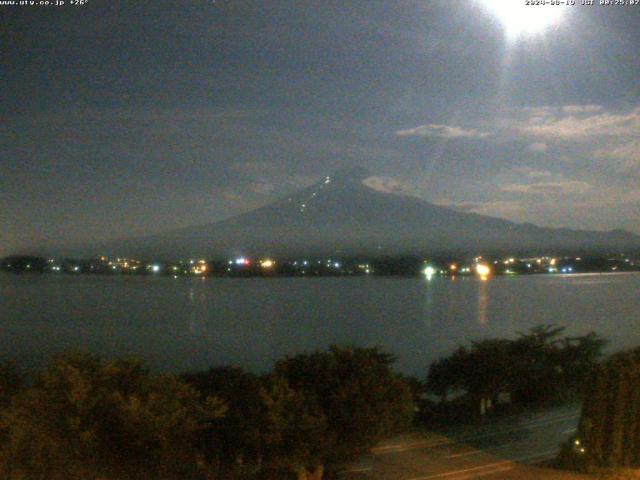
594 140 640 172
500 180 591 195
573 187 640 209
491 105 640 178
514 107 640 140
222 191 243 201
511 167 554 178
527 142 548 153
397 105 637 154
518 104 603 120
520 106 557 117
248 180 275 194
561 105 603 115
395 124 489 139
439 200 524 218
495 166 591 196
362 176 414 195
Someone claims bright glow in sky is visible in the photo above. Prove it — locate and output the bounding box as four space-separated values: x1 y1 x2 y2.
478 0 565 39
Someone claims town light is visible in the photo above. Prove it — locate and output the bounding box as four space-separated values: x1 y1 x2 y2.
476 264 491 277
194 263 207 274
424 266 436 279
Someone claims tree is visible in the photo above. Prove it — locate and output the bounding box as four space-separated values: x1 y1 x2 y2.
556 332 607 392
426 325 606 414
184 366 330 480
427 340 514 411
509 325 567 404
259 377 329 480
0 352 224 480
273 346 415 467
182 366 267 477
567 348 640 470
0 361 23 408
426 356 457 403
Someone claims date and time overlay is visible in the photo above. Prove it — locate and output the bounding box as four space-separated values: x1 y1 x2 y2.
1 0 640 9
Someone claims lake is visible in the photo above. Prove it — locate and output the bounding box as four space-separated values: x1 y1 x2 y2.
1 272 639 376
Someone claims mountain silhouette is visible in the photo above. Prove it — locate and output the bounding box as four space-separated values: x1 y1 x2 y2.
76 169 640 258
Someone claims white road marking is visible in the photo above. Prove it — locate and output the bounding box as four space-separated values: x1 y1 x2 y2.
375 413 579 455
449 465 515 480
408 449 558 480
373 439 449 454
446 449 482 459
343 467 372 473
407 460 513 480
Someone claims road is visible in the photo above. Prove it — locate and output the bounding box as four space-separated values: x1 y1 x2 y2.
342 404 583 480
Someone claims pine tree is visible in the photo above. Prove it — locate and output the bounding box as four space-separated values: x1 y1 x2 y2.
577 347 640 469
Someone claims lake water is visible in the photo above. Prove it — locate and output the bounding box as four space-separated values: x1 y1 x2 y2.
1 272 639 376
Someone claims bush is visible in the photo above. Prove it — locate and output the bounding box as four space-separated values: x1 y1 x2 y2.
0 346 416 480
0 361 23 408
183 366 267 476
568 348 640 471
0 352 224 480
274 346 415 464
259 377 328 479
426 325 606 415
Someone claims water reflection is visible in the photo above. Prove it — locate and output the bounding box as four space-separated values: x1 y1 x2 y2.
477 279 489 326
188 282 209 337
423 279 434 328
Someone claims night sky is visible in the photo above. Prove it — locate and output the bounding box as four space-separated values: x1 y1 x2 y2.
2 0 640 256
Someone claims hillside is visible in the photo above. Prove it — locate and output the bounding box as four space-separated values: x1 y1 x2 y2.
70 168 640 259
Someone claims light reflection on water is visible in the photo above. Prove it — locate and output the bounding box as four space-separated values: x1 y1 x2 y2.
1 272 639 376
477 280 489 326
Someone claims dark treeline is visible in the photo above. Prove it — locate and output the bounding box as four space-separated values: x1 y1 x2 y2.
559 346 640 473
0 347 414 480
424 326 606 420
0 327 609 479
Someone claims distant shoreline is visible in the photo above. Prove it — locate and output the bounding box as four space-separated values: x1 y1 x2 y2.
2 270 639 280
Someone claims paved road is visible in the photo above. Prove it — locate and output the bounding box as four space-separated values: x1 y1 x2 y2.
342 404 581 479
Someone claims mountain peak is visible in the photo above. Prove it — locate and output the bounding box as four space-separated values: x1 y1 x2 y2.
324 166 371 185
77 166 640 258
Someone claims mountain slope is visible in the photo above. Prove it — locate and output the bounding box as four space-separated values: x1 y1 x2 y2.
82 168 640 258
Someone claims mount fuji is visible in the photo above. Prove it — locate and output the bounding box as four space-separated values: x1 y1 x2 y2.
75 168 639 259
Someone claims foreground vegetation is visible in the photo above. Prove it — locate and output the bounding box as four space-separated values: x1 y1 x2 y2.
0 326 610 479
424 326 606 420
0 347 414 480
559 346 640 474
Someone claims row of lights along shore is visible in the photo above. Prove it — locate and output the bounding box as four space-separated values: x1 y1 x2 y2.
3 254 636 277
